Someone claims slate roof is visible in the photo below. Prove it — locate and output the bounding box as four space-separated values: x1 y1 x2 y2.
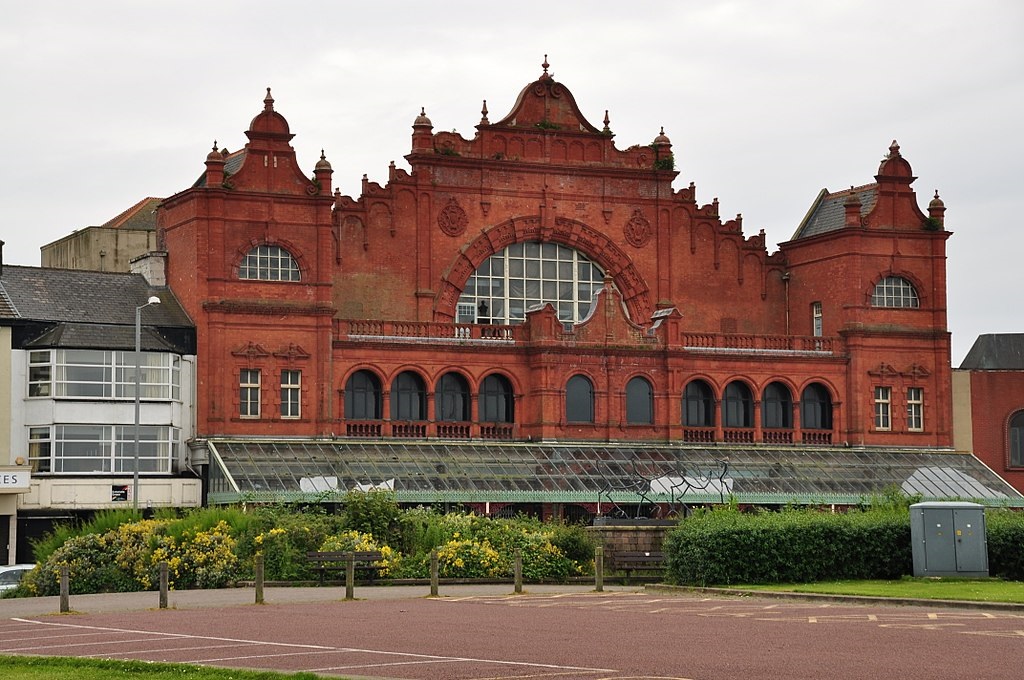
206 440 1023 507
791 184 878 240
193 149 246 188
0 265 194 353
959 334 1024 370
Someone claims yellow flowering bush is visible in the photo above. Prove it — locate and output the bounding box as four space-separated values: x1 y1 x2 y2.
319 530 399 576
435 539 502 578
110 519 170 589
151 520 239 589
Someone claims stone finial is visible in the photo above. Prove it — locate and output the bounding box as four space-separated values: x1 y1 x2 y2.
480 99 489 125
603 110 610 133
264 87 274 111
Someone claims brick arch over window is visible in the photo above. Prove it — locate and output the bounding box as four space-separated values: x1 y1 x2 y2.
435 215 652 323
233 238 306 281
865 271 924 308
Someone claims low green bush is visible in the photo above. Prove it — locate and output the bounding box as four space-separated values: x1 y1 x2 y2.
987 509 1024 580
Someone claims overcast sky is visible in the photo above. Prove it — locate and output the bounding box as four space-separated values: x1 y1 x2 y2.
2 1 1021 364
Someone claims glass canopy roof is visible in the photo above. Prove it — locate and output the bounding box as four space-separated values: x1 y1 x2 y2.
206 440 1023 507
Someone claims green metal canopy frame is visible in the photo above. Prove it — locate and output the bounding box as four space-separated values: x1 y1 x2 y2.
204 439 1024 508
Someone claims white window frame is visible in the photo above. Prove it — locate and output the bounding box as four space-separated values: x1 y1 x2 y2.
907 387 924 432
280 369 301 419
240 368 261 419
28 349 180 401
811 301 823 337
874 386 892 431
871 276 920 308
28 424 177 475
457 241 605 325
239 244 301 281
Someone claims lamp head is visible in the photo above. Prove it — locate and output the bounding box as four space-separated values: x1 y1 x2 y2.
147 296 161 305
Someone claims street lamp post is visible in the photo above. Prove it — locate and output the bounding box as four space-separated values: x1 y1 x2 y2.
134 295 161 512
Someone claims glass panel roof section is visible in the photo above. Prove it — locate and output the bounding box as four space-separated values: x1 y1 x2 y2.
206 441 1024 507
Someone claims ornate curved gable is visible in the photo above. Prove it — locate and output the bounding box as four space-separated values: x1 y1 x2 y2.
492 57 602 133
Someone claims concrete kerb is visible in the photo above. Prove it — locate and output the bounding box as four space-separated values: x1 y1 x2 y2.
5 582 1021 619
644 583 1024 613
0 583 641 618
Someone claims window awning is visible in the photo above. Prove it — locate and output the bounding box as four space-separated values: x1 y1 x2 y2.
205 440 1024 507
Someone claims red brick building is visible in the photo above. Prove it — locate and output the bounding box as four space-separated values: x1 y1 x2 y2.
156 63 1016 511
954 335 1024 494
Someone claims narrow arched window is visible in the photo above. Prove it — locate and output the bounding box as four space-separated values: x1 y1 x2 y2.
625 376 653 424
723 381 753 428
871 276 919 308
239 244 301 281
436 372 470 421
1010 411 1024 467
566 375 595 423
344 370 381 419
391 371 426 421
801 383 833 430
762 382 793 429
480 374 514 423
683 380 714 427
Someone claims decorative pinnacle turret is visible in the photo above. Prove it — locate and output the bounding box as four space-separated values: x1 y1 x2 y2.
264 87 274 111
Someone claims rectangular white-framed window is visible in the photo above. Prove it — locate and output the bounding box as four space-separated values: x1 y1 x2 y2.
811 301 823 337
29 426 51 473
28 350 52 397
29 349 180 401
907 387 924 432
874 386 892 431
240 368 261 418
29 424 177 474
280 369 301 419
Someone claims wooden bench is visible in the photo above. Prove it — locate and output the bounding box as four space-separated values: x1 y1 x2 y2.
611 551 666 583
306 550 384 586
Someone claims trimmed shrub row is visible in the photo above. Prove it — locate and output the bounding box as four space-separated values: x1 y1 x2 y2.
665 505 1024 586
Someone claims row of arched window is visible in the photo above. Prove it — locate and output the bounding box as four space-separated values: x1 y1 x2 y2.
342 369 834 433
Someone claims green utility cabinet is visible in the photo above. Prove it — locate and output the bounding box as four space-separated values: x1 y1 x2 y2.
910 501 988 578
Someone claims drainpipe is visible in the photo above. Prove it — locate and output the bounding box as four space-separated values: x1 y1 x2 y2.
782 272 791 335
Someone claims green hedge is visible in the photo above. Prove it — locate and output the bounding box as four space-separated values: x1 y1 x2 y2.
664 506 912 586
665 506 1024 586
987 509 1024 580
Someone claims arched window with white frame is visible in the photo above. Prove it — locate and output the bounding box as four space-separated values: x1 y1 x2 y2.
239 244 301 281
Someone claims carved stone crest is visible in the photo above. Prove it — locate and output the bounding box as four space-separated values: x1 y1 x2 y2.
438 197 468 237
624 209 652 248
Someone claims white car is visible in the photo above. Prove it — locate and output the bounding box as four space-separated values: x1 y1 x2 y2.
0 564 35 593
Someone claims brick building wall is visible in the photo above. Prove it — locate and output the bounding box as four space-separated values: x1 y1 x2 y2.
156 67 952 450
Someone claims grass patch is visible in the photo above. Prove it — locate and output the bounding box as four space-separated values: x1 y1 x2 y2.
739 577 1024 603
0 656 335 679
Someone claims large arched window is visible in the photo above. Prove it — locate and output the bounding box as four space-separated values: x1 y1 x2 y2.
239 244 301 281
723 381 753 428
801 383 833 430
625 376 653 425
457 241 605 324
871 276 919 308
436 372 470 421
683 380 714 427
480 374 514 423
344 370 381 419
391 371 426 421
1010 411 1024 467
762 382 793 429
566 375 595 423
